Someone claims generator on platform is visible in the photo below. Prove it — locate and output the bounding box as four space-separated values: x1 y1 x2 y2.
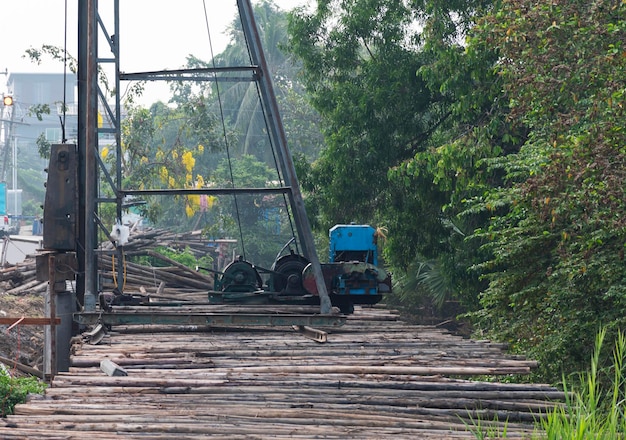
313 224 390 313
211 224 390 314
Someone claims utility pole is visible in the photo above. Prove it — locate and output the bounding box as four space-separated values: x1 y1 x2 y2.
1 95 15 182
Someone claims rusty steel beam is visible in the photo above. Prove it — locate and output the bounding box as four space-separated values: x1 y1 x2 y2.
237 0 332 315
120 187 292 196
0 317 62 326
293 325 328 343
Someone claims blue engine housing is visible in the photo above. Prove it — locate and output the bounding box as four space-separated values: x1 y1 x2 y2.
329 224 378 266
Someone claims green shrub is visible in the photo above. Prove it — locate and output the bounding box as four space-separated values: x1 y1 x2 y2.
0 369 47 416
131 246 213 270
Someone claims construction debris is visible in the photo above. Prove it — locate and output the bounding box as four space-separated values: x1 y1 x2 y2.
0 228 219 373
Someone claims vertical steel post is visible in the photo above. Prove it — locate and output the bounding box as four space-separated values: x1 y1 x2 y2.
113 0 124 291
78 0 98 311
237 0 332 314
114 0 121 221
44 255 57 379
77 0 87 307
44 254 74 376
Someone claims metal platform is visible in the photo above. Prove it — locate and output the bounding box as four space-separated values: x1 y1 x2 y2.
75 310 346 327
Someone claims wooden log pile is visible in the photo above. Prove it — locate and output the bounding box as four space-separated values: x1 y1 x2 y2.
99 228 216 301
0 228 215 373
0 231 566 437
0 306 564 439
0 228 216 299
0 259 46 295
100 227 218 260
0 258 46 372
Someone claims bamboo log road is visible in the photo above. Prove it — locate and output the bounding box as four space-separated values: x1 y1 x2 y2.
1 306 562 439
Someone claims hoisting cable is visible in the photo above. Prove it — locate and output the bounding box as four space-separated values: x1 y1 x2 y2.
201 0 247 260
250 65 299 253
238 6 299 253
60 0 69 143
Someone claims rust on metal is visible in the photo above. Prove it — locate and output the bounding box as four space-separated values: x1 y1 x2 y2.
293 325 328 343
0 317 61 326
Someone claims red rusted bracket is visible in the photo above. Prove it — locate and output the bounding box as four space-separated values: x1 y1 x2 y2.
1 317 61 330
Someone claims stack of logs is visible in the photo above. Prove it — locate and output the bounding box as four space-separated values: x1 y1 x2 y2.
0 228 217 371
0 228 218 301
0 259 44 296
99 227 216 300
98 227 219 261
0 307 565 439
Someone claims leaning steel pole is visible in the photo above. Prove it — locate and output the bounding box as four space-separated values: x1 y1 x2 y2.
77 0 98 311
237 0 332 314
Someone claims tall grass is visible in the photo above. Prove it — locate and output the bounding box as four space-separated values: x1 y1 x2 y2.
465 413 509 439
468 328 626 439
540 328 626 439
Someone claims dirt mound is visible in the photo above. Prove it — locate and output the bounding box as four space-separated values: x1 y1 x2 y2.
0 259 45 373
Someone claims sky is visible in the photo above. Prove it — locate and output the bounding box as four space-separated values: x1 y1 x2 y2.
0 0 306 106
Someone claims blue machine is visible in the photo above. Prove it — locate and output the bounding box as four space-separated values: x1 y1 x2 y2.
217 223 390 314
329 224 378 265
300 223 390 313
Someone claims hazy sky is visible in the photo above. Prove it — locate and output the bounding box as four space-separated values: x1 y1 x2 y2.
0 0 305 105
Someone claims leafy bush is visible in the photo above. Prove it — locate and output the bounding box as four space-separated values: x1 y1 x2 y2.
0 369 47 416
131 246 213 270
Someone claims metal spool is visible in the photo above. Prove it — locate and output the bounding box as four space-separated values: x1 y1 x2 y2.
221 257 263 293
269 253 310 294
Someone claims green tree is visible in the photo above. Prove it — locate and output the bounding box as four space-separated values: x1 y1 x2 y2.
288 0 512 310
468 0 626 382
91 97 228 233
289 0 436 226
208 154 292 267
169 0 324 162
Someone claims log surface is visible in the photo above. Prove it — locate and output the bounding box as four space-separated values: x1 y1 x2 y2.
0 305 562 439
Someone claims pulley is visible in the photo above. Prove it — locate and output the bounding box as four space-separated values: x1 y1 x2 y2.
220 256 263 293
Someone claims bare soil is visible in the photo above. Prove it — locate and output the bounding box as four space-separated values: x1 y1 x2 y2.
0 273 45 373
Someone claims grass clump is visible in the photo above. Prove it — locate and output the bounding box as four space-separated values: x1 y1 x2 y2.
467 328 626 439
540 328 626 439
465 413 510 439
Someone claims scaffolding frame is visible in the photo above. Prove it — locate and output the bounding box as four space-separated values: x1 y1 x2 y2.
75 0 332 316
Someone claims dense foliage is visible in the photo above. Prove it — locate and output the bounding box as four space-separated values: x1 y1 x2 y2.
471 0 626 381
288 0 508 308
287 0 626 382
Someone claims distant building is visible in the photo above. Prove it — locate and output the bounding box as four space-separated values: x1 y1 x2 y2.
1 72 78 216
3 72 78 145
